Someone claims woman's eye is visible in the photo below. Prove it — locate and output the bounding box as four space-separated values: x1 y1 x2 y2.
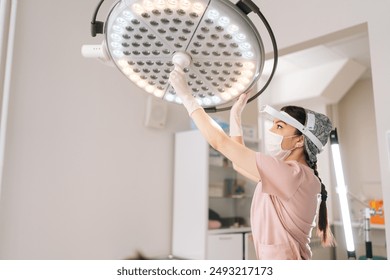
277 124 283 129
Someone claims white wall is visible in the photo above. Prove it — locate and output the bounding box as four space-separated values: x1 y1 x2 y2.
0 0 190 259
337 79 381 214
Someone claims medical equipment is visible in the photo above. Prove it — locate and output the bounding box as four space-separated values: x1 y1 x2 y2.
81 0 278 112
330 129 356 259
347 193 386 260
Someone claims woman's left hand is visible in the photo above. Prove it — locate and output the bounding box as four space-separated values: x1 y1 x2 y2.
229 93 250 136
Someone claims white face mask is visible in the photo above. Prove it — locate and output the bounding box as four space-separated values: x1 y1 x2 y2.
264 129 297 160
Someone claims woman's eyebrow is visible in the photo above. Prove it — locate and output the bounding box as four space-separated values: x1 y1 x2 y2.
274 119 287 126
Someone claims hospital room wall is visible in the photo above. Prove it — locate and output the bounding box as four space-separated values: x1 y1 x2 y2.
0 0 389 260
336 79 381 220
0 0 191 259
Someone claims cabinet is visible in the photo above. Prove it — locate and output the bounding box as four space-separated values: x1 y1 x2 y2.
172 130 258 260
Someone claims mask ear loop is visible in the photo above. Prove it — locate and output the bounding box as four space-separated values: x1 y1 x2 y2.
293 134 305 148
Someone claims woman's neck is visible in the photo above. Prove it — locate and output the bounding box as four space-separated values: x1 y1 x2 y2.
285 147 308 166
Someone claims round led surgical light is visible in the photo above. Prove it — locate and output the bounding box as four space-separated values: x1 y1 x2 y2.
84 0 278 112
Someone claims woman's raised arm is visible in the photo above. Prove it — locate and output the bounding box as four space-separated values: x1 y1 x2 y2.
169 68 260 182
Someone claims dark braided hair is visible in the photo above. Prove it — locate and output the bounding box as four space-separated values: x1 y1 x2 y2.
280 105 335 247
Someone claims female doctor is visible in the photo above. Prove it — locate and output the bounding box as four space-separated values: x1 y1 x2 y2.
169 67 335 260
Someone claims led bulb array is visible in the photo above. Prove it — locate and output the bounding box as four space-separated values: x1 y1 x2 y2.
105 0 264 108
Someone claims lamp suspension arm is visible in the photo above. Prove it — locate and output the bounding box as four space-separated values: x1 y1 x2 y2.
206 0 278 113
236 0 278 107
91 0 106 37
247 4 278 105
236 0 260 15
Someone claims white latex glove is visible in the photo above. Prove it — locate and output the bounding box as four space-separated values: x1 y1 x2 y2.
169 66 202 116
229 93 250 136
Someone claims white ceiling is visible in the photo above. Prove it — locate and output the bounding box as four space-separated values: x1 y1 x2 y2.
264 32 371 80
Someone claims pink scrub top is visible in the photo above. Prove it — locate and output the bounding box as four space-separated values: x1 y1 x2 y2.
250 152 321 260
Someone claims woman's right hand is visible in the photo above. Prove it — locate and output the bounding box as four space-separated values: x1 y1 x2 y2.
169 67 192 98
169 67 201 116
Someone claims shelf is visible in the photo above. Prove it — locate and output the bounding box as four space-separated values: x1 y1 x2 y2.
370 224 386 230
209 195 252 199
209 163 234 169
243 139 259 144
333 220 386 230
208 227 252 235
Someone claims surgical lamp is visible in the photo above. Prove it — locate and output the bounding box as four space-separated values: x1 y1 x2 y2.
81 0 278 112
330 128 356 259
